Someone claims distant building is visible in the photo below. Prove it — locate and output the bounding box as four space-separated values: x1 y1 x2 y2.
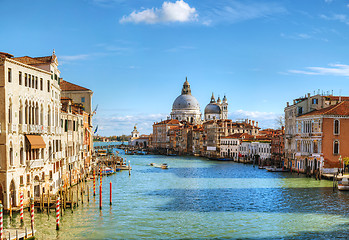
129 125 150 148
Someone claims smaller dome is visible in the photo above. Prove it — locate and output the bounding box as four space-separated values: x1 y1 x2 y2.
205 103 221 114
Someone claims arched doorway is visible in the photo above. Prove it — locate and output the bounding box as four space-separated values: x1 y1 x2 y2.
34 175 40 197
9 180 16 207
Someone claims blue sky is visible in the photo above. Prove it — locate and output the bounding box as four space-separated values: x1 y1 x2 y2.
1 0 349 136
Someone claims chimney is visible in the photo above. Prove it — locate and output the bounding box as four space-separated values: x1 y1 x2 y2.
287 102 289 107
245 119 248 123
293 100 296 104
307 93 310 98
249 120 251 125
252 120 255 126
256 122 258 127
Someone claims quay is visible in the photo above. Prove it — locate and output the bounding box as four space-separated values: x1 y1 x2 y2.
2 228 35 240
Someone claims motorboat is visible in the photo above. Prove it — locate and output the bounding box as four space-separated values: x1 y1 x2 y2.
338 177 349 191
150 163 168 169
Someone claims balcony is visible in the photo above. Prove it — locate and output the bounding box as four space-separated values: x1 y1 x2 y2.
8 123 18 133
27 159 45 169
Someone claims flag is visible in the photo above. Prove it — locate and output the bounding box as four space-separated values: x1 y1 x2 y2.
94 125 98 134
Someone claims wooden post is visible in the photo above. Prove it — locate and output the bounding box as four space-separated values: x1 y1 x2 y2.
9 196 12 220
109 181 112 206
30 197 34 237
93 170 96 196
99 185 102 210
81 184 84 204
47 191 50 215
0 201 3 240
56 196 60 230
75 186 78 207
87 186 90 202
20 192 24 224
128 161 131 176
41 191 44 212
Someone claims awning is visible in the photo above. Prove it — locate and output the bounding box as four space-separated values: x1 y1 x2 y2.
25 135 46 149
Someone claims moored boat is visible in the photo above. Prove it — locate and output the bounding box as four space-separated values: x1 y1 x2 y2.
338 177 349 191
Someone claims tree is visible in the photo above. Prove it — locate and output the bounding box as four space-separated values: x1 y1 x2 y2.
275 115 285 129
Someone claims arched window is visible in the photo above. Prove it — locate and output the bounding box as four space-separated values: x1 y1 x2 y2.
25 101 28 125
8 98 12 123
334 119 340 135
19 101 23 124
47 105 51 126
20 142 24 165
40 104 44 126
334 140 339 155
9 143 13 166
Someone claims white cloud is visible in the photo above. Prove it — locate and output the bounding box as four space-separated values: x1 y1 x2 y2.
320 14 349 25
93 113 168 136
288 63 349 76
120 0 198 24
202 1 286 25
59 54 89 61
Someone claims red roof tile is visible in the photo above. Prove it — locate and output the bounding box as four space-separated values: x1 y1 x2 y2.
300 101 349 117
60 80 91 91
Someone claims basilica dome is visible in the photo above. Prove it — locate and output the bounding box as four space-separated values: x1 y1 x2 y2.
204 103 221 114
170 78 202 124
172 94 200 110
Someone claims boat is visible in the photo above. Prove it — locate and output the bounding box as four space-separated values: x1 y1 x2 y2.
101 167 115 175
150 163 168 169
338 177 349 191
266 167 289 172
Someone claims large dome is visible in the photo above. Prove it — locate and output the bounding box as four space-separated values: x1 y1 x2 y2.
205 103 221 114
172 94 200 110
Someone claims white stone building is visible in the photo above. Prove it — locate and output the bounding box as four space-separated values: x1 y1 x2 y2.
239 140 271 161
0 51 63 208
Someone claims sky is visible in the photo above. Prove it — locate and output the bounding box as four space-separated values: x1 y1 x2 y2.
1 0 349 136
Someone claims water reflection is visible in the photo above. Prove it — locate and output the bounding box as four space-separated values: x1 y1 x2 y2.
4 152 349 239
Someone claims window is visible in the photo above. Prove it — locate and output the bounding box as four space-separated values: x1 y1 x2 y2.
35 77 38 89
312 98 318 104
40 78 43 90
19 71 22 85
81 97 85 103
334 140 339 155
25 73 28 86
298 107 303 115
20 176 24 186
334 119 340 135
27 174 30 184
8 68 12 82
47 80 50 92
28 75 31 88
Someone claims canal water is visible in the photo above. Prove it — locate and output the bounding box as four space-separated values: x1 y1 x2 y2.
5 144 349 239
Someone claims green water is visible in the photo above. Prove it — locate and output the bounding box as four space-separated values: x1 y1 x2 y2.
4 153 349 239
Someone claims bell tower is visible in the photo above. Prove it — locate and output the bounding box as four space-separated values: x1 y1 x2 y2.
181 77 191 95
131 125 139 139
222 95 228 119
